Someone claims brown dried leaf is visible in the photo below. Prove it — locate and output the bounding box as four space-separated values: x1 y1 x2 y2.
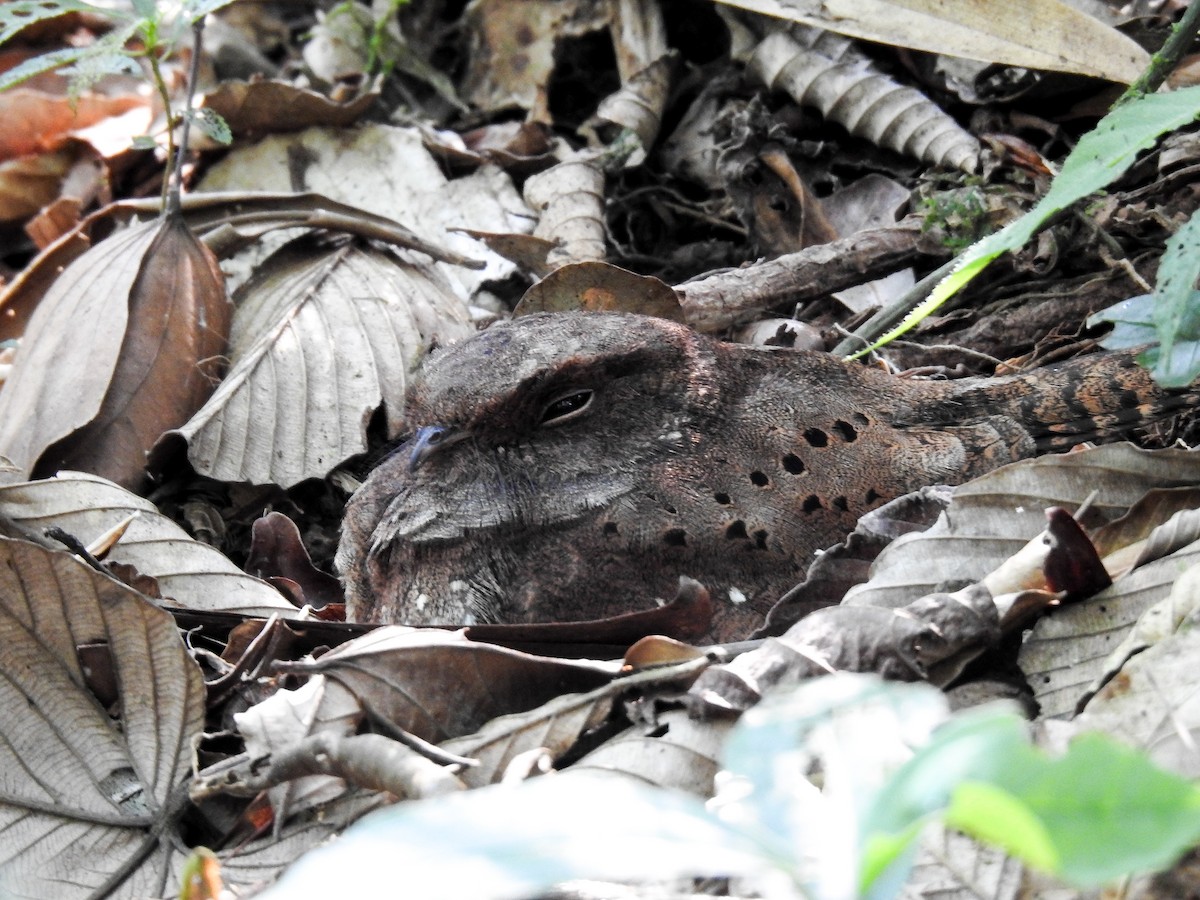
461 0 611 118
0 83 147 162
0 219 149 477
0 215 231 490
515 260 684 320
0 536 205 898
691 583 1000 713
247 512 343 609
0 146 77 223
0 472 297 615
286 627 615 743
569 708 731 796
173 237 473 486
582 53 676 166
1021 538 1200 719
1074 563 1200 778
523 158 607 267
200 80 377 138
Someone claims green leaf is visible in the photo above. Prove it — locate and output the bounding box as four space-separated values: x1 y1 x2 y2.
858 707 1031 890
185 106 231 145
0 21 141 93
985 734 1200 885
1092 209 1200 387
1147 209 1200 386
723 675 951 898
945 782 1058 871
0 45 91 91
850 85 1200 358
1090 292 1159 349
863 711 1200 889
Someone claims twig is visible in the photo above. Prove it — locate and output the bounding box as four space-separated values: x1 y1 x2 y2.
1119 2 1200 103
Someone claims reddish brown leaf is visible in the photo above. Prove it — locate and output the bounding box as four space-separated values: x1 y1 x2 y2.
0 213 233 490
1043 506 1112 597
247 511 343 609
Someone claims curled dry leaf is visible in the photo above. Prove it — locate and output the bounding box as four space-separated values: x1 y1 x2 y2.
582 53 676 167
748 28 980 172
0 471 297 616
0 214 231 491
173 237 473 486
690 581 1001 714
0 536 205 899
247 511 343 609
523 157 607 268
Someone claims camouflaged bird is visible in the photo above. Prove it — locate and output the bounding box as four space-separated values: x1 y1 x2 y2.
337 311 1194 642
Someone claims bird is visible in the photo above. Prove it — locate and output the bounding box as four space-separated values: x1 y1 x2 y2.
336 311 1194 642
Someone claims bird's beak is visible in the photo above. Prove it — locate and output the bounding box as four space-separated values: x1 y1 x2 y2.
405 424 465 471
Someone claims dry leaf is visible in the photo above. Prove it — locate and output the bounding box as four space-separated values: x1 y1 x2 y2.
523 157 607 267
284 627 616 743
724 0 1149 82
443 657 710 788
749 27 980 172
200 80 377 138
515 260 684 320
842 444 1200 610
0 214 231 490
0 472 298 615
173 237 472 486
0 536 205 898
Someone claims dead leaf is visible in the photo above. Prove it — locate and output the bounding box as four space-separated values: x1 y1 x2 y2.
0 472 298 615
247 511 343 609
522 157 607 267
172 236 473 486
725 0 1149 83
200 80 377 138
282 627 616 743
749 28 980 172
443 657 711 788
515 260 685 320
0 536 205 898
843 444 1200 610
0 214 231 490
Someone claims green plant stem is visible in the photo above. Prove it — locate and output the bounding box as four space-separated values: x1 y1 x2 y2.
831 257 958 357
1119 3 1200 103
167 18 206 218
147 49 175 212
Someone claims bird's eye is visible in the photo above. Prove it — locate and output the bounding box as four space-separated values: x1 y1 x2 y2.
539 389 594 426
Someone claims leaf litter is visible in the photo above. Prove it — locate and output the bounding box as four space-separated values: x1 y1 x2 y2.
0 1 1199 897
